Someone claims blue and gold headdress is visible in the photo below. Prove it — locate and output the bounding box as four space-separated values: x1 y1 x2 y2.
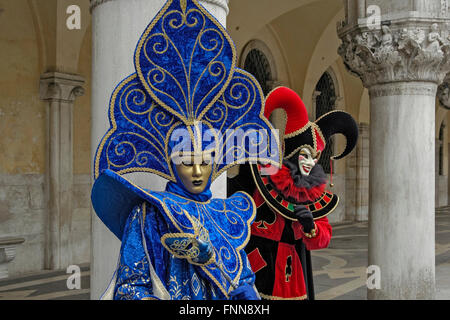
94 0 280 181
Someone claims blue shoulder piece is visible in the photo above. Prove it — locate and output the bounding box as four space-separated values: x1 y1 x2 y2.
91 169 255 297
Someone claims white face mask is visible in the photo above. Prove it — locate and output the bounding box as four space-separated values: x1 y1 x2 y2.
298 147 318 176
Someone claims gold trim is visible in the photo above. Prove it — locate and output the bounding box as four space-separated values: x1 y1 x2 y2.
311 122 326 151
303 222 317 239
315 110 352 159
312 194 339 221
134 0 237 125
160 214 217 266
94 74 178 182
284 127 318 160
284 121 312 139
259 292 307 300
111 172 255 298
283 123 327 160
250 164 297 222
250 164 339 221
308 192 331 213
211 69 282 182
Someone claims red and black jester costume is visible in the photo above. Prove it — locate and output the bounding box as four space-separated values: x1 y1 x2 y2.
243 87 359 300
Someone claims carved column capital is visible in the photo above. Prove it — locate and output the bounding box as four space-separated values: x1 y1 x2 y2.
338 23 450 87
40 72 85 103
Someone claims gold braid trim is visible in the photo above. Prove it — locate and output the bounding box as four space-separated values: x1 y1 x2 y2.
260 292 307 300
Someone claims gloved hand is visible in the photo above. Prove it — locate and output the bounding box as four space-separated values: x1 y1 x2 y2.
161 232 214 265
194 238 214 264
229 283 260 300
293 205 315 234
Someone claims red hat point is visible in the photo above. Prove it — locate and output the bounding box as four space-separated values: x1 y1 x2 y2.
264 87 309 135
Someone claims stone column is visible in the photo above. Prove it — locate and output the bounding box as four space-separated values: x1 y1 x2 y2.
40 72 85 270
357 0 366 19
355 122 369 222
338 11 450 298
89 0 229 299
345 122 369 222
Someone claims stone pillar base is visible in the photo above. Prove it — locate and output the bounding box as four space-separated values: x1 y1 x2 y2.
0 237 25 280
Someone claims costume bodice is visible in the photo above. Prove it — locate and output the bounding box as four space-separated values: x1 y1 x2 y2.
142 189 256 296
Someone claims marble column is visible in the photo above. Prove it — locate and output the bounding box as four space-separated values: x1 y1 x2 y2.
89 0 229 299
338 17 450 298
345 122 369 222
355 123 369 222
357 0 366 19
40 72 85 270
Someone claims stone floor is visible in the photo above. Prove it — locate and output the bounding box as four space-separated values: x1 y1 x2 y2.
0 208 449 300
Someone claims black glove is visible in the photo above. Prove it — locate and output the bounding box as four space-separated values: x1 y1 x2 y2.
293 206 314 233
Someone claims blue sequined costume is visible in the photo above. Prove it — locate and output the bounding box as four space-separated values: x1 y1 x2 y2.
91 0 281 300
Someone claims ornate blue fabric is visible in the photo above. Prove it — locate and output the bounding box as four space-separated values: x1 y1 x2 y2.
93 169 256 298
114 203 256 300
93 0 280 181
91 0 279 300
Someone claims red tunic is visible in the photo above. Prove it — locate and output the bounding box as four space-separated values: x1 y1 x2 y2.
246 189 332 300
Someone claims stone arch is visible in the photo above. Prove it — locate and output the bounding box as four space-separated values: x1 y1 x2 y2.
1 0 43 174
228 0 321 51
240 39 278 95
436 104 448 137
313 69 338 174
27 0 47 73
436 116 449 206
302 8 346 114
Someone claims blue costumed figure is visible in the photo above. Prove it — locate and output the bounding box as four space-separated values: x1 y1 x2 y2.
91 0 281 300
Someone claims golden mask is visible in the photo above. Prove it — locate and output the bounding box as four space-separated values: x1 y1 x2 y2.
173 152 213 194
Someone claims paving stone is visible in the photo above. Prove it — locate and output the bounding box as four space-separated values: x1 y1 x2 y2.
0 211 449 300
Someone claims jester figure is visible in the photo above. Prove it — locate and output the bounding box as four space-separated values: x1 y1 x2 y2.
242 87 359 300
90 0 281 300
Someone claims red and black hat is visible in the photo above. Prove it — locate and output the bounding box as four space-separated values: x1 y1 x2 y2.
264 87 358 161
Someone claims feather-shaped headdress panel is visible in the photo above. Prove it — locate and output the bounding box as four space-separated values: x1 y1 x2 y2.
94 0 281 181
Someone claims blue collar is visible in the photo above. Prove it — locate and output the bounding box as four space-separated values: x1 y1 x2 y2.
165 180 212 203
165 161 213 202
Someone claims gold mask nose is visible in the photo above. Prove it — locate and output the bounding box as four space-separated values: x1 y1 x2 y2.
173 152 213 194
